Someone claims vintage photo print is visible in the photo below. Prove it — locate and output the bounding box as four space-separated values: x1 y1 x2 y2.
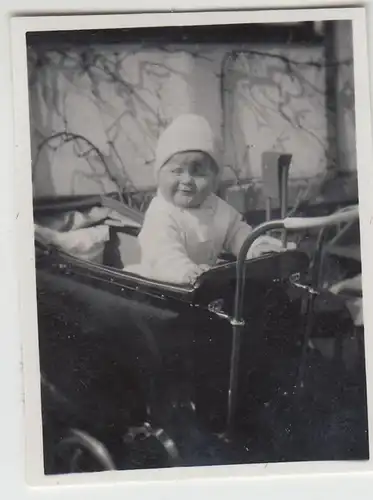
10 7 373 486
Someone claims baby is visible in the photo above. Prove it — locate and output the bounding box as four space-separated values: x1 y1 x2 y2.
132 114 294 285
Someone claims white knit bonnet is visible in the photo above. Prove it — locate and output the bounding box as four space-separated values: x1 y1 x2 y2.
154 114 220 177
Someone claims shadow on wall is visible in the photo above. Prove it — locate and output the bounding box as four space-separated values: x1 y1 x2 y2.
28 21 357 213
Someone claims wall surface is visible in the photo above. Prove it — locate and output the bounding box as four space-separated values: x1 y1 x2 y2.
28 21 357 212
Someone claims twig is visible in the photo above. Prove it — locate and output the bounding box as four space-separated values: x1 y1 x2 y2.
32 131 125 204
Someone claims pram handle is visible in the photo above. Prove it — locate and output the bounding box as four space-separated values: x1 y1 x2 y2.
283 205 359 230
226 204 359 433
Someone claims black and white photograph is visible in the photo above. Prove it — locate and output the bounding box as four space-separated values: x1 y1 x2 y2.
10 8 373 483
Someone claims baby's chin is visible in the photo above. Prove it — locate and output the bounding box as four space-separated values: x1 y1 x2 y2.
173 193 203 208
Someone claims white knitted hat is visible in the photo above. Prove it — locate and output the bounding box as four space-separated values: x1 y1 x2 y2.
154 114 220 176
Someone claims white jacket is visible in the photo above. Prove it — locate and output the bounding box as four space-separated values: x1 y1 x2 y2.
131 193 253 284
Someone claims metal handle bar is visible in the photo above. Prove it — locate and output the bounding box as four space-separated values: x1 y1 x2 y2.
233 220 285 325
283 205 358 231
233 205 359 326
227 220 286 432
226 205 359 433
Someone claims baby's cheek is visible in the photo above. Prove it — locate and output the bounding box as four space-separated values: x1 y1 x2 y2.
198 180 214 197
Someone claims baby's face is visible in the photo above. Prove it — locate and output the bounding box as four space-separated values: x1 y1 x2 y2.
158 151 218 208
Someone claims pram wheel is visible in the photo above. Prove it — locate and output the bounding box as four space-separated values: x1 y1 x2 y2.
121 423 181 469
52 428 116 473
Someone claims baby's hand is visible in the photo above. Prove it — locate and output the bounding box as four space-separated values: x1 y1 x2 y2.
247 236 296 259
186 264 211 284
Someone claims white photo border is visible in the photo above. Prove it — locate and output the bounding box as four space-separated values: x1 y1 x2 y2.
10 5 373 488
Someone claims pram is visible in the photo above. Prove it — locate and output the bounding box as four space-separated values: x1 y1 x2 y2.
35 195 367 473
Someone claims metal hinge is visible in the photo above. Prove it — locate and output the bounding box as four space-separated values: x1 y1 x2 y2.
289 272 319 296
208 299 245 326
